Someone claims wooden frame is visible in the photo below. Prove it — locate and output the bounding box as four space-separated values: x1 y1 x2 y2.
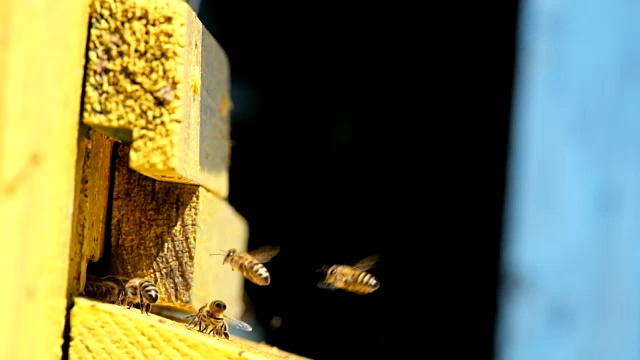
0 0 309 358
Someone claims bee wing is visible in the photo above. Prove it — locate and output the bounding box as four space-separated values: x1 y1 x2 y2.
249 246 281 263
351 255 379 271
317 281 338 291
224 316 253 331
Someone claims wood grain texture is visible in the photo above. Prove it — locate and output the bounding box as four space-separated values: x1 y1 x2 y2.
69 127 115 298
70 297 311 360
0 0 90 358
82 0 232 198
109 143 247 316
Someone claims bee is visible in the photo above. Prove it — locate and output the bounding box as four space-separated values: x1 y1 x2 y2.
317 255 381 295
211 246 280 286
122 278 160 315
185 300 252 339
82 275 127 304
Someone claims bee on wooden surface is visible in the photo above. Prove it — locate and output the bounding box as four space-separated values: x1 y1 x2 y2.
185 300 252 339
317 255 381 295
210 246 280 286
82 275 128 304
122 278 160 315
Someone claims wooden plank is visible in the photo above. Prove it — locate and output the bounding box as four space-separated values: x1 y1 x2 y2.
70 297 311 360
0 0 90 358
82 0 232 198
68 127 115 298
496 1 640 359
107 143 247 316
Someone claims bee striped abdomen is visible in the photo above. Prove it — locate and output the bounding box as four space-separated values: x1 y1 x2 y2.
242 260 270 286
222 247 279 286
124 278 160 315
232 256 271 286
320 258 380 295
140 280 159 303
346 271 380 295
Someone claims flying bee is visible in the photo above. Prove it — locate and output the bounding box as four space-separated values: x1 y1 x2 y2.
122 278 160 315
317 255 381 295
185 300 252 339
210 246 280 286
82 275 128 304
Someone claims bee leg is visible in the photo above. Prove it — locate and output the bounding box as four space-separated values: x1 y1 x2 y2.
145 303 151 315
138 293 145 314
186 315 195 329
222 330 230 340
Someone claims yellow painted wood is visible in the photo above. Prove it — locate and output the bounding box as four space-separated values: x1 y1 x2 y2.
70 297 312 360
69 127 115 298
82 0 232 198
108 143 248 316
0 0 90 358
191 187 249 319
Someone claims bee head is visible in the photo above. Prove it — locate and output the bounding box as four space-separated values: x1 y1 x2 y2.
210 249 233 264
326 265 339 278
210 300 227 316
213 300 226 310
222 249 236 264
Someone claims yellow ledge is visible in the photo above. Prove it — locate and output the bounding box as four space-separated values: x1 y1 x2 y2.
70 297 311 360
83 0 232 198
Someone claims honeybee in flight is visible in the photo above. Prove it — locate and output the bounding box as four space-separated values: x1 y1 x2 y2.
317 255 381 295
210 246 280 286
185 300 252 339
82 275 127 304
122 278 160 315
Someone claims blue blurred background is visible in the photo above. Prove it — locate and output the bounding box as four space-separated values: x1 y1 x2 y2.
496 1 640 360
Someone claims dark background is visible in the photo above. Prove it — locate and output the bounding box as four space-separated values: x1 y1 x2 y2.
191 2 520 359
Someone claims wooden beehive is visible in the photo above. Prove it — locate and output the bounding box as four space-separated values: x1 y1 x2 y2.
0 0 310 358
